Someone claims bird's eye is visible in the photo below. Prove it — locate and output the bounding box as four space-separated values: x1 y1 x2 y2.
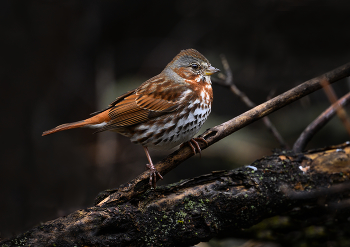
190 63 200 70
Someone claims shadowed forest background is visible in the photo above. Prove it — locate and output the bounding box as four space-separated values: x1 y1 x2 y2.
1 0 350 243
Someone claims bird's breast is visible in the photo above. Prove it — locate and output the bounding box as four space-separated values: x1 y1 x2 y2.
130 100 211 150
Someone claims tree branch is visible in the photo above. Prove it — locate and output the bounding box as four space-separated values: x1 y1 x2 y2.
2 143 350 246
293 92 350 153
320 78 350 135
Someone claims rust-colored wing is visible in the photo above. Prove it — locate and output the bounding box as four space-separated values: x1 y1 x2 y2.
107 93 178 126
97 86 189 133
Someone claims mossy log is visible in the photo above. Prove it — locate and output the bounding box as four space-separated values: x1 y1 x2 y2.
2 142 350 247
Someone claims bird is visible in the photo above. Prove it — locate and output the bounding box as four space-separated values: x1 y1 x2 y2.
42 49 219 188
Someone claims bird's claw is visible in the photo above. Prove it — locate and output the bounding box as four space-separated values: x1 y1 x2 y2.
146 163 163 188
181 137 208 158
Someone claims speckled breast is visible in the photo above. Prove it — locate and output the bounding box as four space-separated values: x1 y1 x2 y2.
132 101 211 150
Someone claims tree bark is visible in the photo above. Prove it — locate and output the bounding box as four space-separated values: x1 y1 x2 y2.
2 143 350 247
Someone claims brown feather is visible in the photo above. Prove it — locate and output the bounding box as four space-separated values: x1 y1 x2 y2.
42 121 87 136
135 95 177 112
42 110 111 136
96 91 179 132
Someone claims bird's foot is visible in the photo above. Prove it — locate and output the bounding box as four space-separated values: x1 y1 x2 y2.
146 163 163 188
181 137 208 158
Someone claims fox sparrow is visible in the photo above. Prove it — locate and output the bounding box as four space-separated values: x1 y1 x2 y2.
43 49 219 188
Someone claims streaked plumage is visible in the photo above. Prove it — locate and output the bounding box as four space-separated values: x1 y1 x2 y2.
42 49 219 187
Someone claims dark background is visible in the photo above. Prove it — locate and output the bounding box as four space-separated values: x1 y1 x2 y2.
1 0 349 242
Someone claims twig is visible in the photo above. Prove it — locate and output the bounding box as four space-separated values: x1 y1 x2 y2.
214 55 288 148
320 78 350 135
293 92 350 153
96 62 350 207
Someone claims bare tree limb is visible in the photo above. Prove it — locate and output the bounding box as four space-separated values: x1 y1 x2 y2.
2 143 350 246
293 92 350 153
320 78 350 135
203 62 350 147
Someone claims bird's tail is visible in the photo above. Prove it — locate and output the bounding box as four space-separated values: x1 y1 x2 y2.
42 110 110 136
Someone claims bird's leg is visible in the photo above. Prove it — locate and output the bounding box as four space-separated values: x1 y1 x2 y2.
181 137 208 158
143 146 163 188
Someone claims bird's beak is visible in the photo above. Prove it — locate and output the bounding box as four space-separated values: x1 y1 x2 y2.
205 65 220 76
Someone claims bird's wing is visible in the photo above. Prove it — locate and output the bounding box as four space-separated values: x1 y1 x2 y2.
97 74 189 131
106 93 178 127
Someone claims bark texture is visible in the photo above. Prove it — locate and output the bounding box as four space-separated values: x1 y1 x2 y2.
2 143 350 247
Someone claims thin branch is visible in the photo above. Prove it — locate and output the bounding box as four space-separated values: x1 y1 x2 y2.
320 78 350 135
96 62 350 207
293 92 350 153
214 54 288 148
